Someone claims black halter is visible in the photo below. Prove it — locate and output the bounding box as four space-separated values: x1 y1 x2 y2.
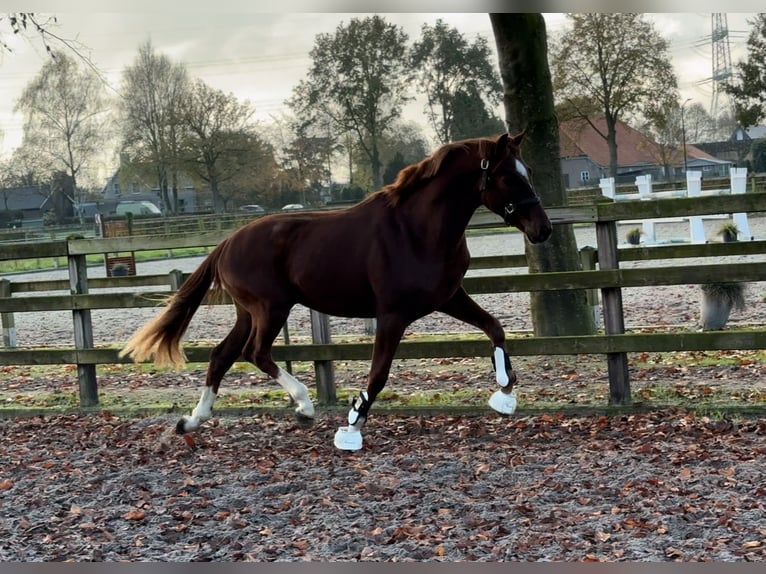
479 158 541 225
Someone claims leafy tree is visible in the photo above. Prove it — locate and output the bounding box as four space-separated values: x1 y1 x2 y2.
490 13 596 339
450 87 506 140
214 133 280 210
119 41 189 214
410 19 503 144
352 121 429 190
550 13 678 177
555 95 602 122
289 15 412 190
724 13 766 129
180 79 256 213
283 122 339 205
383 152 408 186
14 52 106 205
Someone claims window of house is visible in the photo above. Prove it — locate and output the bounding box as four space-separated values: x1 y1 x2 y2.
580 171 590 182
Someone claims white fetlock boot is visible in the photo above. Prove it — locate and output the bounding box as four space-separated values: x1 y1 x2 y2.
489 347 518 415
334 391 369 451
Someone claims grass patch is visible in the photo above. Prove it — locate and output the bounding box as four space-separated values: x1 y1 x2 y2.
0 247 211 274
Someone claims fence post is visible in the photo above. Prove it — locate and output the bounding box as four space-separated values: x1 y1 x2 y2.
310 309 336 404
68 252 98 407
0 279 17 348
579 246 601 329
598 177 615 199
595 220 631 405
168 269 184 291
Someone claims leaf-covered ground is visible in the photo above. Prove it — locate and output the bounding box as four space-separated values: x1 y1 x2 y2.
1 407 766 562
1 352 765 562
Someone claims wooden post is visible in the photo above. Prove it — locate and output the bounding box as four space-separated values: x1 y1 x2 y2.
0 279 17 348
578 246 600 329
310 309 336 404
595 220 631 405
68 252 99 407
168 269 185 291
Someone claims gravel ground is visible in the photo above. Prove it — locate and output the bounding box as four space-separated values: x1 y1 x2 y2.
1 410 765 561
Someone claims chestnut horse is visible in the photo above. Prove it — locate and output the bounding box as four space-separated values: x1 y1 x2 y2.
120 132 552 450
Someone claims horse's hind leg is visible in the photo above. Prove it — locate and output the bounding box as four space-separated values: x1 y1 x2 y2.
244 304 315 420
177 305 250 434
438 287 517 415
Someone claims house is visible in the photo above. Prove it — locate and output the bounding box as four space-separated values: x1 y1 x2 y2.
559 116 733 189
694 124 766 170
0 184 74 227
99 169 201 214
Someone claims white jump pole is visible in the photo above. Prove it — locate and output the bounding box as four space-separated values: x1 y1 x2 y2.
635 174 655 243
686 171 705 243
730 167 751 240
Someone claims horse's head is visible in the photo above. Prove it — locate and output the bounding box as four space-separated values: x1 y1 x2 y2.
479 132 552 244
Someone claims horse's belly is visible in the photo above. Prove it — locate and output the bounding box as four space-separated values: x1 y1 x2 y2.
298 285 376 319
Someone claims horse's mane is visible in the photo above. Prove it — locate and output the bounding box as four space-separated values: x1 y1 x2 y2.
380 136 496 206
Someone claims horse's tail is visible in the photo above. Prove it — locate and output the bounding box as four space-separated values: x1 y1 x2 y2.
119 244 226 369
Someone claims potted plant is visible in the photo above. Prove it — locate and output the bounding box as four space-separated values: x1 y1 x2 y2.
110 262 130 277
625 227 643 245
717 221 740 243
700 282 746 330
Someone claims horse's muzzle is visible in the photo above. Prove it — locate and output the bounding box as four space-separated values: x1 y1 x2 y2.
527 222 553 244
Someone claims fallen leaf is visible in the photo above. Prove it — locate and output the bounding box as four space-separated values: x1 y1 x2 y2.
123 509 146 521
595 531 611 542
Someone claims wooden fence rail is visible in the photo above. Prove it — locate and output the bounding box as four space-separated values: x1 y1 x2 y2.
1 193 766 408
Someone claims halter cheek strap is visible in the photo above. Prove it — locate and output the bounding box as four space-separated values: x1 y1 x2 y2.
479 159 541 225
479 158 490 192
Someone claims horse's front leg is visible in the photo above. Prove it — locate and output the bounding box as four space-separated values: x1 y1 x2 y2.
438 287 518 414
334 314 408 451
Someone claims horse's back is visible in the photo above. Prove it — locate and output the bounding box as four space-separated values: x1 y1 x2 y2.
216 206 382 315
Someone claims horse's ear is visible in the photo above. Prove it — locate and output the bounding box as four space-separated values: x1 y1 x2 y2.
510 129 526 146
496 133 509 148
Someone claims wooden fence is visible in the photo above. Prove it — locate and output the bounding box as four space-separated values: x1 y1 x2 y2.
2 192 766 409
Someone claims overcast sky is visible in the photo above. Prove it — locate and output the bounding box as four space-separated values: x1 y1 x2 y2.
0 11 759 181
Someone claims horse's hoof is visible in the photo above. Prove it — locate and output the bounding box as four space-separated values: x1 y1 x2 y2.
334 427 363 451
175 418 189 434
295 411 315 427
489 389 517 415
295 402 315 419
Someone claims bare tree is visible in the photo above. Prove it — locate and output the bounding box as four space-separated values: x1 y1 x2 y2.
119 41 189 214
14 52 106 205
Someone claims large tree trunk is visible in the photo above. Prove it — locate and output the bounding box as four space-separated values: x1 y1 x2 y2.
490 13 596 336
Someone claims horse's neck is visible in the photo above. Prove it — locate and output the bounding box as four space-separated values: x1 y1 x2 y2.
403 162 481 246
